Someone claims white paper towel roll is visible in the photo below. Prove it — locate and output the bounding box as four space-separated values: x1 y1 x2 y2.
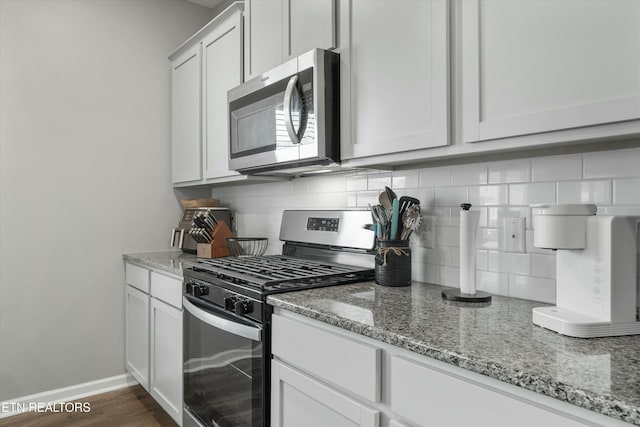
460 206 480 295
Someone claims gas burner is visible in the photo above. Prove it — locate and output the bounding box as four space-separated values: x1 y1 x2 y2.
193 255 373 293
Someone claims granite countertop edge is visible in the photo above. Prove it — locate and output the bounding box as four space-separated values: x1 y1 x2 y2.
268 297 640 426
122 251 198 276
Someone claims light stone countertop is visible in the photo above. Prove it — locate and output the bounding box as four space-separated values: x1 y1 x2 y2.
122 250 198 276
267 282 640 426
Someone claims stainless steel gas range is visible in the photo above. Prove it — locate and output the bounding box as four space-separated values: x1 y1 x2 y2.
182 210 376 427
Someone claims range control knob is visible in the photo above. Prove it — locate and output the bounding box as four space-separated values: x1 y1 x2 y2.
185 282 197 295
191 285 209 298
234 299 253 315
224 296 238 311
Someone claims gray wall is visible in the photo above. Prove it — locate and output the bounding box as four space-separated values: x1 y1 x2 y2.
0 0 212 400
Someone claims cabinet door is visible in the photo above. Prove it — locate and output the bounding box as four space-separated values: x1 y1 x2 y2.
461 0 640 143
244 0 284 80
390 355 587 427
284 0 336 60
339 0 449 161
271 360 379 427
171 45 202 184
125 285 149 391
202 9 243 181
150 298 183 425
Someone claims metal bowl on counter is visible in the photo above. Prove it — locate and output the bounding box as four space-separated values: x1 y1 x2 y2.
226 237 268 257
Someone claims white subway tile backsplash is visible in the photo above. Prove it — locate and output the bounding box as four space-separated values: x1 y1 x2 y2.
433 265 459 287
409 187 435 208
476 271 509 295
216 147 640 304
345 174 368 191
488 251 531 275
435 226 459 247
308 174 346 193
557 180 612 204
468 185 508 206
614 178 640 205
488 159 531 184
420 166 451 187
451 163 487 185
487 207 531 229
583 148 640 179
477 228 499 250
356 191 379 208
366 172 392 190
509 182 555 206
509 275 555 304
476 249 488 270
392 170 420 189
532 154 582 182
435 186 468 207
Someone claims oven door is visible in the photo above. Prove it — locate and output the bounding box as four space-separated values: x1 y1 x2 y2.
183 296 265 427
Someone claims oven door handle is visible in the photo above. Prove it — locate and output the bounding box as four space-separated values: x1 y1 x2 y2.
183 297 262 342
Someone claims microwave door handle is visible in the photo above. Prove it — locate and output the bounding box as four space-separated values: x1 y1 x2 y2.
283 75 300 144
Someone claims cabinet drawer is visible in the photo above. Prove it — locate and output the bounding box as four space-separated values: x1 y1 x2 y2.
125 263 149 293
390 355 587 427
272 314 381 402
150 271 182 309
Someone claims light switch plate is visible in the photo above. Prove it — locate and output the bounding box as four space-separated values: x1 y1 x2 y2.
503 217 526 253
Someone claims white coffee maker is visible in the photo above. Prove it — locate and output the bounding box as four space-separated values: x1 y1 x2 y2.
531 204 640 338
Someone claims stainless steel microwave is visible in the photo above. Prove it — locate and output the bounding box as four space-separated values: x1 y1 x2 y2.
228 49 340 175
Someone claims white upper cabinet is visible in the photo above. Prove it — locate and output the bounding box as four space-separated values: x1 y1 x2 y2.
170 3 250 186
244 0 336 80
284 0 336 60
171 45 202 184
461 0 640 143
339 0 450 161
202 8 243 181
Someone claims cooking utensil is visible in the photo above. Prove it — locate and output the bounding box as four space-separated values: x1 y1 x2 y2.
385 186 397 203
401 205 421 240
398 196 420 216
390 198 400 240
379 191 392 211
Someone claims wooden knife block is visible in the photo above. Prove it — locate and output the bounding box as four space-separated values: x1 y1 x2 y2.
197 221 235 258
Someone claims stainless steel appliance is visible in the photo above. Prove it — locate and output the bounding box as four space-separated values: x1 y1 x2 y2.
227 49 340 176
182 210 375 427
171 207 231 253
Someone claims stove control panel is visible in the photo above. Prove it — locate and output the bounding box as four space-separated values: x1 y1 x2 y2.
307 217 340 232
224 296 253 315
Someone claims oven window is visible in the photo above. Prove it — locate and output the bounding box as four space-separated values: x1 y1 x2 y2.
184 300 264 427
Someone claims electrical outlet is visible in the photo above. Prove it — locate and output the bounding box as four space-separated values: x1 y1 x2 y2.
414 215 435 248
503 217 526 253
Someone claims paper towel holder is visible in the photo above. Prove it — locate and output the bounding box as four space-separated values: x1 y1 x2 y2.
442 203 492 303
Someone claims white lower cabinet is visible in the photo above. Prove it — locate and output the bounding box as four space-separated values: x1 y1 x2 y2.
391 355 586 427
125 262 183 426
271 309 629 427
125 285 150 390
150 297 183 425
271 360 380 427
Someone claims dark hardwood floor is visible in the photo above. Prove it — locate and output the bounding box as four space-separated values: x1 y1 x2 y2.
0 385 178 427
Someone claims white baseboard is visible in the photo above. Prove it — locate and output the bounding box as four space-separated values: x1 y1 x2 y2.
0 373 139 419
